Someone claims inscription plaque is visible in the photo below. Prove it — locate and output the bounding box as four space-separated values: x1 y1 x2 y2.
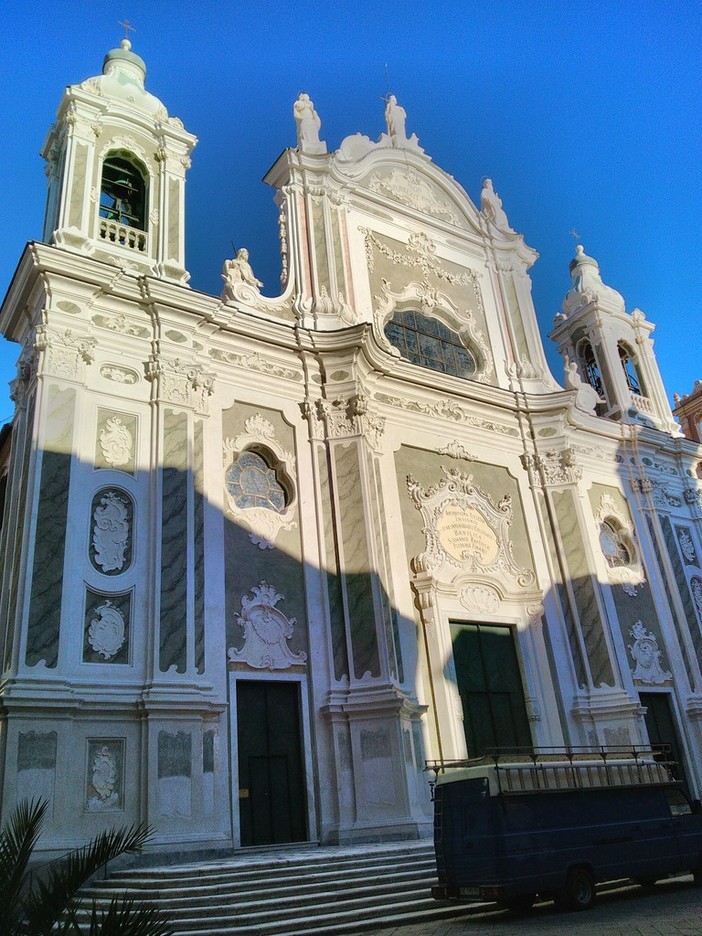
436 503 500 564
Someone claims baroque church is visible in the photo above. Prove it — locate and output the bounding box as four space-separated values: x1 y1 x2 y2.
1 38 702 856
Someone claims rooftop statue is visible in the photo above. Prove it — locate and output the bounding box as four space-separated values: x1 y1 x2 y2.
385 94 408 144
294 93 327 155
221 248 263 302
480 178 514 233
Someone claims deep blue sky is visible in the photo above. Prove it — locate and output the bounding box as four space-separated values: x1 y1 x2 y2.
1 1 700 424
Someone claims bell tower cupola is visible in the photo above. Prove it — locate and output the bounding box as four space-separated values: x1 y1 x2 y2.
550 244 678 434
41 37 197 283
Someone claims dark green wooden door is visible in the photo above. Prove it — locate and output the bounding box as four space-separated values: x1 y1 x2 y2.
640 691 687 784
450 622 532 757
237 680 307 846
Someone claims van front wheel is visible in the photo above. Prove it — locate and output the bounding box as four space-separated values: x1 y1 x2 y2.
555 869 596 912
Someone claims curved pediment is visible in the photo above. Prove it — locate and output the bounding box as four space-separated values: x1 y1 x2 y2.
332 145 482 234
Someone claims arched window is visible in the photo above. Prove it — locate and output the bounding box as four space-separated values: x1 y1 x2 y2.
99 154 147 231
384 309 476 378
619 344 644 396
225 450 289 514
579 340 603 396
599 519 633 568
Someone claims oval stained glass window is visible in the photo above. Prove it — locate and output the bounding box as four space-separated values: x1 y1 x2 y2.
225 451 287 513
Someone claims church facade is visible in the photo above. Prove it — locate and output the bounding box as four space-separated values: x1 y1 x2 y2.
2 40 702 856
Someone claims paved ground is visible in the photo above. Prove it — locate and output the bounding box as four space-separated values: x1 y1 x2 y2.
367 876 702 936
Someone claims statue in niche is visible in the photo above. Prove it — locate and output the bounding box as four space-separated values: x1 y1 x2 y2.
293 93 326 154
628 621 672 685
480 178 514 232
221 248 263 302
384 94 407 144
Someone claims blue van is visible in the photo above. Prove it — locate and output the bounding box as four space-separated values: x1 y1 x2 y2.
430 748 702 911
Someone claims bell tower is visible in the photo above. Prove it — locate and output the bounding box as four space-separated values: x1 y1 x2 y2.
550 245 678 434
41 38 197 283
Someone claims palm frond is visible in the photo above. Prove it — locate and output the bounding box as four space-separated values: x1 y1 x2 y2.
84 895 173 936
20 823 152 934
0 798 48 931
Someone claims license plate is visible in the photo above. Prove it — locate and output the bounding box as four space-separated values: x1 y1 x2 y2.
459 887 481 897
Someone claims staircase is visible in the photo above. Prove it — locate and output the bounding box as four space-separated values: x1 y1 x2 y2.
79 840 482 935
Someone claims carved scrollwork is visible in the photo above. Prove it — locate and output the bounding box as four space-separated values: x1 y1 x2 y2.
407 466 534 587
594 493 645 595
88 600 126 660
628 622 672 685
90 489 132 574
144 355 215 413
227 581 307 669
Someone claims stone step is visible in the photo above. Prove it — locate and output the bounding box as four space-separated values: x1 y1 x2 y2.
77 841 460 936
86 866 434 907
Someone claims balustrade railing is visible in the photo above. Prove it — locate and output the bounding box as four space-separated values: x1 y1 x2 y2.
98 219 147 253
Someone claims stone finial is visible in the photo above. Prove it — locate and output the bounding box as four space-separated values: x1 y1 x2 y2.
293 93 327 155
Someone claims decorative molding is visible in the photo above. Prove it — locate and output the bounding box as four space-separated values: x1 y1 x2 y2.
521 447 582 487
222 414 297 549
691 577 702 625
628 622 672 685
407 466 534 586
459 584 500 613
303 393 385 451
100 364 139 384
366 168 463 226
91 312 150 337
87 741 122 811
36 326 96 380
375 392 519 436
209 348 301 383
144 355 215 413
438 441 476 461
373 279 493 384
227 582 307 670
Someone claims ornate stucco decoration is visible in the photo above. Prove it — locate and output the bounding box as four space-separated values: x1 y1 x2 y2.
438 441 476 461
144 355 215 413
209 348 301 383
375 391 520 436
88 600 126 660
691 577 702 624
628 622 672 685
227 582 307 670
222 414 297 550
366 168 464 227
9 337 39 405
302 393 385 451
87 744 120 810
407 467 534 587
99 417 133 469
373 280 493 384
652 482 683 510
521 448 582 488
91 490 131 573
100 364 139 384
362 230 485 317
459 583 501 613
35 326 96 381
677 527 698 565
594 493 645 596
91 312 150 337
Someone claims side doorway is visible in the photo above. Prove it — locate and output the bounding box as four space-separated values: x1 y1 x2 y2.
450 622 532 757
640 691 689 786
236 680 307 846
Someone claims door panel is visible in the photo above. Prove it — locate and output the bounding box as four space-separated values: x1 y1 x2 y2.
237 681 306 846
451 622 531 757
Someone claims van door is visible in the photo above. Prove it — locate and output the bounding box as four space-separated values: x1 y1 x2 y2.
665 787 702 871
